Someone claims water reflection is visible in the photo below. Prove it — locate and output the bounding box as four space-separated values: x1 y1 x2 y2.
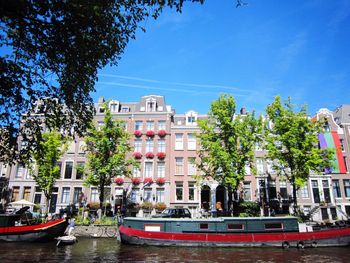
0 238 348 262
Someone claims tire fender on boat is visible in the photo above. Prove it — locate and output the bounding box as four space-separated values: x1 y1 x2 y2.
311 241 317 248
282 241 290 249
297 241 305 249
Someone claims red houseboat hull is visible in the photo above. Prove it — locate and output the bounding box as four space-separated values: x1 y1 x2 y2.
0 218 68 242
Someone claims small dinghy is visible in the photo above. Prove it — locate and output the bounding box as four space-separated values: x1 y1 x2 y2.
56 235 77 246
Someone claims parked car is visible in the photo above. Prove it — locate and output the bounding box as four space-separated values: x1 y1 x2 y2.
152 208 191 218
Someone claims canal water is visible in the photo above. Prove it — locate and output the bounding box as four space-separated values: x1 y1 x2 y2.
0 238 349 262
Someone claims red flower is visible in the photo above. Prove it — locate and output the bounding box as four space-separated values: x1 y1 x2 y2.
156 177 165 185
146 130 155 137
133 152 142 159
114 177 124 185
134 130 142 137
158 130 166 137
131 177 141 185
143 177 153 185
156 152 166 159
145 152 154 159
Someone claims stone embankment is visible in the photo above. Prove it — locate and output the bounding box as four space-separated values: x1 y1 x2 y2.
73 225 120 241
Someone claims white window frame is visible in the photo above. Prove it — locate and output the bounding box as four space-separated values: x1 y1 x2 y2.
187 134 196 150
175 133 183 150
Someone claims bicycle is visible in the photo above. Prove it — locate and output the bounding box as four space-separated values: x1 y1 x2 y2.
90 225 118 238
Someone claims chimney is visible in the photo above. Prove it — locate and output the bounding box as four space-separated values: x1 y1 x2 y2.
240 107 247 115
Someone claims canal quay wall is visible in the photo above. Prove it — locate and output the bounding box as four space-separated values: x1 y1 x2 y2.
72 225 120 241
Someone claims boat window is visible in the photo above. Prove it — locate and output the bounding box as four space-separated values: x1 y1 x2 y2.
265 223 283 230
227 224 244 230
200 223 209 230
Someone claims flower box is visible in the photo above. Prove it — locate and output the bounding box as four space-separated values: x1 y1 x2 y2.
146 130 155 137
131 177 141 185
132 152 142 159
141 201 153 211
155 202 167 212
143 177 153 185
158 130 166 137
156 152 166 159
134 130 142 137
145 152 154 159
114 177 124 185
156 177 165 185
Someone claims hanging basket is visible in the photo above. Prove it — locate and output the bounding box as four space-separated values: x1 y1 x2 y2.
158 130 166 137
156 152 166 159
146 130 155 137
114 177 124 185
131 177 141 185
156 177 165 185
134 130 142 137
132 152 142 159
145 152 154 159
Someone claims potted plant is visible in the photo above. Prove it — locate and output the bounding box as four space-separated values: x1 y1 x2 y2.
155 202 167 212
145 152 154 159
134 130 142 137
141 201 153 211
156 152 166 159
158 130 166 137
132 152 142 159
146 130 155 137
114 177 124 185
131 177 141 185
156 177 165 185
143 177 153 185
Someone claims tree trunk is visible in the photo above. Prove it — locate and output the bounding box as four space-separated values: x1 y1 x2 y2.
44 194 50 215
99 184 104 209
291 177 298 215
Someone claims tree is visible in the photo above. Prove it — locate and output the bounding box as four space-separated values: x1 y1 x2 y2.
29 130 68 214
265 96 334 214
84 102 136 209
0 0 210 164
197 94 263 211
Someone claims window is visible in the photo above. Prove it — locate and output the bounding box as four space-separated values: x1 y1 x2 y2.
11 187 20 202
61 187 70 204
245 164 251 175
312 180 320 203
188 157 196 175
67 141 75 154
134 139 142 152
158 139 166 152
158 120 166 130
243 182 252 201
146 139 154 152
344 180 350 198
133 166 141 177
187 134 196 150
121 106 129 113
78 141 86 154
256 158 264 175
146 121 154 131
300 185 309 198
146 99 156 112
185 111 197 125
279 181 288 199
187 116 196 124
76 162 85 180
176 182 183 201
64 161 73 179
267 160 274 173
144 162 153 178
157 162 165 178
344 157 348 172
143 188 152 202
110 102 119 113
228 224 244 231
268 181 277 199
265 223 283 230
73 187 82 204
175 133 183 150
130 189 139 203
135 121 143 131
119 121 127 131
156 188 165 203
175 157 184 175
255 142 263 151
200 223 209 229
322 180 331 203
188 183 196 201
90 187 99 202
340 139 345 151
23 187 31 201
16 165 25 178
333 180 341 198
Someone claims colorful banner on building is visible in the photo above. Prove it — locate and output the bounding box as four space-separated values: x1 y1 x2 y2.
318 132 346 174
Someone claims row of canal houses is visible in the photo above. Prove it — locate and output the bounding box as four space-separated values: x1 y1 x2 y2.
1 95 350 223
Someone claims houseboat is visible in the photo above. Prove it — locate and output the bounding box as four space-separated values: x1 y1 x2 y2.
119 217 350 248
0 213 68 242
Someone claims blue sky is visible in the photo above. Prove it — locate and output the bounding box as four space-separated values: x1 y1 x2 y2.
95 0 350 115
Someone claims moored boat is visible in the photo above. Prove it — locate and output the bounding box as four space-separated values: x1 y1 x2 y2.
119 216 350 248
0 213 68 242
